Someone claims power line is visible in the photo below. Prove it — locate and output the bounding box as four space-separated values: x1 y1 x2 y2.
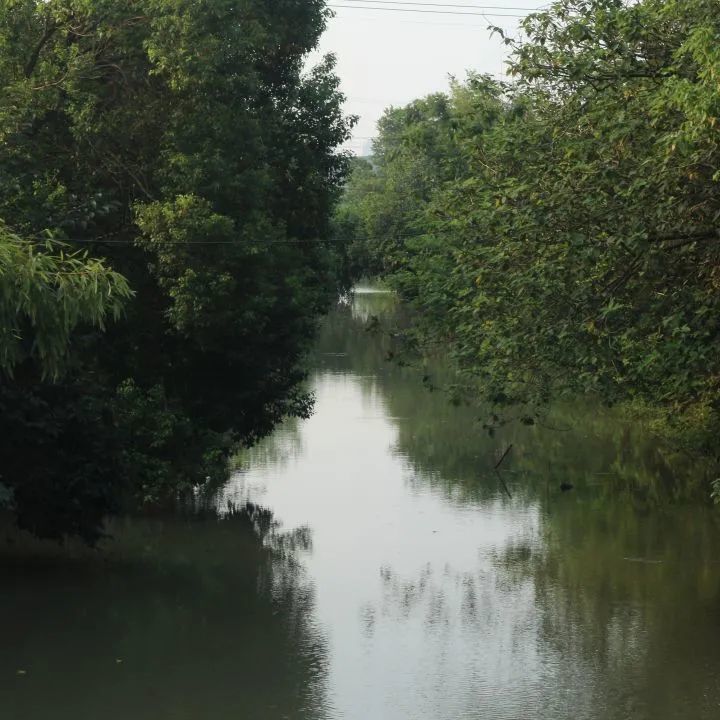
31 238 341 246
331 0 543 9
29 228 496 247
332 14 513 28
19 228 332 246
329 4 530 16
16 224 458 249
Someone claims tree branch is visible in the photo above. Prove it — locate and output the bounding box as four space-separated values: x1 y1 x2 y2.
24 20 57 78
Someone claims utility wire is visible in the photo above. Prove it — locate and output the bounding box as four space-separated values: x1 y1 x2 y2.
26 228 480 247
332 14 515 28
329 4 530 16
17 226 445 248
331 0 544 10
30 237 339 246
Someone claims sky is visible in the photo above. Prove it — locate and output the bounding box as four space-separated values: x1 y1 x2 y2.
311 1 550 155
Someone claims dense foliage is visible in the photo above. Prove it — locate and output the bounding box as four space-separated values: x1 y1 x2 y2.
0 0 352 541
337 0 720 478
0 225 131 375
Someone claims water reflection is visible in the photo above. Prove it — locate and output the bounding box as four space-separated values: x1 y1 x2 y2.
323 291 714 507
224 289 720 720
0 508 329 720
4 291 720 720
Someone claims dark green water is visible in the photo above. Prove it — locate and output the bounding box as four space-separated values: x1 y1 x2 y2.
2 290 720 719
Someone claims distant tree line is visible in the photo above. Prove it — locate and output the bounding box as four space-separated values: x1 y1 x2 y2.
335 0 720 489
0 0 353 541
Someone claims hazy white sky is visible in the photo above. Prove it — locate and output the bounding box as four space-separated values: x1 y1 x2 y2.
312 1 548 154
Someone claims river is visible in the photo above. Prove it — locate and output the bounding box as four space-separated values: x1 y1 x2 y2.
2 289 720 719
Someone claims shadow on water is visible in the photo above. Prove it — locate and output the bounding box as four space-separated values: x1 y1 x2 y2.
0 506 329 720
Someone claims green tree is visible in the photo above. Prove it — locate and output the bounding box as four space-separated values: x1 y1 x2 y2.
339 0 720 483
0 0 353 541
0 225 131 376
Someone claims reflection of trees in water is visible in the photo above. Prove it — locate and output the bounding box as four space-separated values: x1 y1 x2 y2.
360 554 563 718
0 507 328 720
349 289 398 324
366 509 720 719
313 296 401 378
386 384 714 507
229 416 305 474
320 293 714 507
221 292 397 483
218 420 306 513
375 561 536 633
317 294 720 718
491 501 720 719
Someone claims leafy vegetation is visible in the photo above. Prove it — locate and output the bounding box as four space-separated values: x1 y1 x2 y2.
0 225 131 376
0 0 353 541
337 0 720 485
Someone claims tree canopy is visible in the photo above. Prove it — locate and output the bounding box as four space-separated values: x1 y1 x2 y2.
0 225 131 376
0 0 353 541
338 0 720 478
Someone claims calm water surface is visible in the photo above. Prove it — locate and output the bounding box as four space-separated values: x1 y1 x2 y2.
2 290 720 719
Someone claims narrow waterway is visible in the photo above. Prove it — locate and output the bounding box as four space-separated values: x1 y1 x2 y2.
2 289 720 719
